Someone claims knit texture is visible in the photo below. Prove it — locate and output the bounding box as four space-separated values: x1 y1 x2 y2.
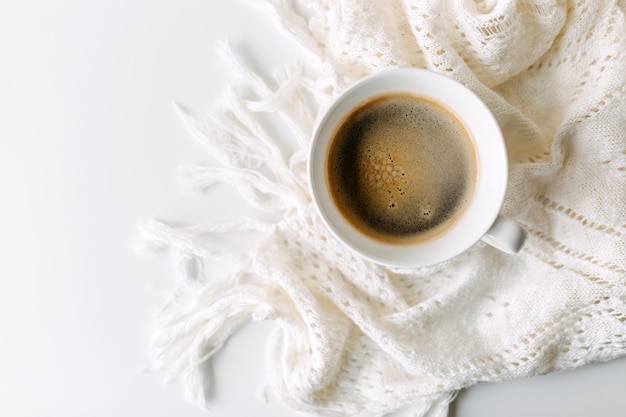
139 1 626 416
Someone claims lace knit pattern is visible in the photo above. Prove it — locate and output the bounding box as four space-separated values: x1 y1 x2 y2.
139 1 626 416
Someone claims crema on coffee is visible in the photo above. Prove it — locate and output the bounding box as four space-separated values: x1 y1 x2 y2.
326 93 477 245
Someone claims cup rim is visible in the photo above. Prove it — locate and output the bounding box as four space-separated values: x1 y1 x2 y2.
308 68 507 268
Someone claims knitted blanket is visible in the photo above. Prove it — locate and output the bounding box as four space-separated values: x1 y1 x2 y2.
139 1 626 416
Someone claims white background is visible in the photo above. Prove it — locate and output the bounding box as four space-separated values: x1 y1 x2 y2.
1 0 625 416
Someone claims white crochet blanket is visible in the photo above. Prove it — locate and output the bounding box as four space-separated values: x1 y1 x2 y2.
139 1 626 416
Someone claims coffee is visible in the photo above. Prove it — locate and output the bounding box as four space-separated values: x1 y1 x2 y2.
326 93 477 245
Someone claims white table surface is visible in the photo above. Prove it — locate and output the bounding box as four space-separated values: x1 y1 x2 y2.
1 1 624 416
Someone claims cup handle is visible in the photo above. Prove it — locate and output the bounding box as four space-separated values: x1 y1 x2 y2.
481 215 527 254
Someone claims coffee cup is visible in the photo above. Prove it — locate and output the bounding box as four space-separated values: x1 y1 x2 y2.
308 69 526 268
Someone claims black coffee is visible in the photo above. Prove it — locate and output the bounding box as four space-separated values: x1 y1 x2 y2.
326 93 477 245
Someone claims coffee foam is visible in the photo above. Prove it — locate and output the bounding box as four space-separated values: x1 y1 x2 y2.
327 94 476 244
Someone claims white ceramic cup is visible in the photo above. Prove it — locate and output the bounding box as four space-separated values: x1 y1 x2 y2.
308 68 526 268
